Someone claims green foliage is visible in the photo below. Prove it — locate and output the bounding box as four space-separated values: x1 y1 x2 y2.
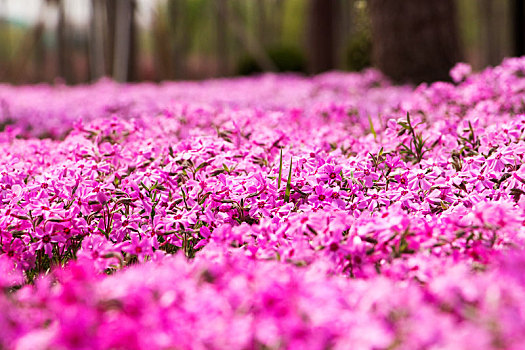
345 31 372 72
397 113 429 164
237 45 307 75
277 149 283 190
284 157 293 203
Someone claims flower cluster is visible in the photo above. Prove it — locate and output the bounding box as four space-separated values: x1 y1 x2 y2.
1 58 525 349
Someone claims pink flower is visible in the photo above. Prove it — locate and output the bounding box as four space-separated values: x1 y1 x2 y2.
354 166 380 188
468 171 494 192
120 232 153 262
318 164 343 183
486 147 515 173
34 228 66 258
365 189 389 211
408 170 432 191
310 185 332 205
450 62 472 83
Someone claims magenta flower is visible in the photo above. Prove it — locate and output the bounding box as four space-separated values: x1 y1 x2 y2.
121 232 153 262
365 189 389 211
327 186 348 209
310 185 332 205
394 172 410 188
3 57 525 350
318 163 343 183
426 187 455 206
450 62 472 83
486 147 515 173
34 228 66 258
468 171 494 192
408 170 432 191
249 197 273 218
354 166 380 188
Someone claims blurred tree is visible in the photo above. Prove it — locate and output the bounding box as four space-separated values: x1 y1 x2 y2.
55 0 74 83
344 0 371 71
0 0 10 81
89 0 107 80
345 31 371 71
216 0 229 75
514 0 525 56
479 0 511 67
167 0 185 79
256 0 267 47
237 45 306 75
152 4 173 80
106 0 116 76
271 0 286 45
87 0 137 82
216 0 276 72
307 0 339 73
112 0 137 82
368 0 462 83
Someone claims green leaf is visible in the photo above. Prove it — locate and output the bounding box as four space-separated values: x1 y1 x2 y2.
71 182 79 196
210 169 225 176
198 192 211 205
368 115 377 140
195 161 211 173
181 188 189 210
47 218 68 222
115 198 133 205
98 227 108 239
284 157 293 203
277 149 283 190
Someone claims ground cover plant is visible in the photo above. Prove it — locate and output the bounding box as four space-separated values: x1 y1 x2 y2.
1 58 525 349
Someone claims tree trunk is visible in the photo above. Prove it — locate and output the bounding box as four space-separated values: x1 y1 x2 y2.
57 0 73 83
256 0 267 47
112 0 136 82
216 0 229 76
89 0 107 80
106 0 117 76
272 0 285 44
307 0 339 74
168 0 186 79
0 0 10 81
479 0 509 67
514 0 525 57
127 0 138 81
368 0 462 84
216 0 276 72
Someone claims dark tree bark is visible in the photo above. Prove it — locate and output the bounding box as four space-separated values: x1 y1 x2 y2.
112 0 137 82
216 0 229 76
89 0 107 80
256 0 267 47
57 0 74 83
33 24 47 83
307 0 340 74
479 0 509 67
127 0 138 81
106 0 117 76
514 0 525 57
168 0 188 79
368 0 462 84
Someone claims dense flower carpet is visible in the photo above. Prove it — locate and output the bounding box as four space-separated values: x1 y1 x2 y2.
1 59 525 349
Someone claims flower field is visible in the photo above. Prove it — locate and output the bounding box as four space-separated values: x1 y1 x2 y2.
1 58 525 349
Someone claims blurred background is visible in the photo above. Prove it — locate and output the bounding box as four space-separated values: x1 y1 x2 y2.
0 0 523 85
